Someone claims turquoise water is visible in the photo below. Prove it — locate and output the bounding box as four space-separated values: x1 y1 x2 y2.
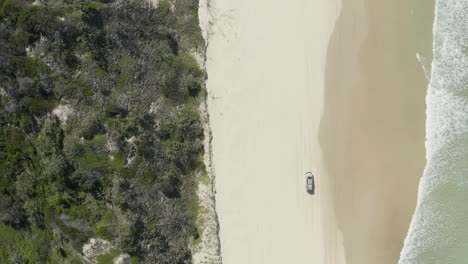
399 0 468 263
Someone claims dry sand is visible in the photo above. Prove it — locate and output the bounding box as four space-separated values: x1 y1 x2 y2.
200 0 341 263
199 0 431 263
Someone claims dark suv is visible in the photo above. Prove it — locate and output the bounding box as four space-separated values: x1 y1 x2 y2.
306 172 315 194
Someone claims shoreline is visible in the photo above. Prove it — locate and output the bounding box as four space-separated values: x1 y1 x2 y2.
400 1 468 262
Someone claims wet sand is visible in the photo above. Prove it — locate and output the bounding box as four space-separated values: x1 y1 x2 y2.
319 0 433 263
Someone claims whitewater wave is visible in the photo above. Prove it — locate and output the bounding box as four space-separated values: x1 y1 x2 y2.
399 0 468 263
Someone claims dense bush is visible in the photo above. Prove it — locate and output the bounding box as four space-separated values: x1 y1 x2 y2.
0 0 206 263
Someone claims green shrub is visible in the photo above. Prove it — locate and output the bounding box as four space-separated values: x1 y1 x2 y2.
70 256 84 264
104 104 127 118
1 0 22 18
19 113 35 132
30 97 57 116
35 118 64 157
12 56 50 78
8 31 30 53
17 6 62 37
93 209 113 239
0 222 51 263
64 192 104 222
97 249 122 264
64 77 98 99
115 55 137 92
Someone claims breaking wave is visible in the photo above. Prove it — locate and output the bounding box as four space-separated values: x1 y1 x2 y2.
399 0 468 263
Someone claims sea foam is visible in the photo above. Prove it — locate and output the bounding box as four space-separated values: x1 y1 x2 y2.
399 0 468 263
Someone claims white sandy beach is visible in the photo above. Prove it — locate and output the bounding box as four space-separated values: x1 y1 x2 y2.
200 0 342 263
199 0 430 263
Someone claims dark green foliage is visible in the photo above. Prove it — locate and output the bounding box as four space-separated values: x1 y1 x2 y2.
0 222 52 263
0 0 207 263
104 103 127 118
17 6 63 41
97 248 122 264
1 0 21 18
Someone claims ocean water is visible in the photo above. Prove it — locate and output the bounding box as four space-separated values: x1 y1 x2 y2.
399 0 468 263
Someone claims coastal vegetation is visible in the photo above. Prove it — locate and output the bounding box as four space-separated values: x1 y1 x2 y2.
0 0 207 263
